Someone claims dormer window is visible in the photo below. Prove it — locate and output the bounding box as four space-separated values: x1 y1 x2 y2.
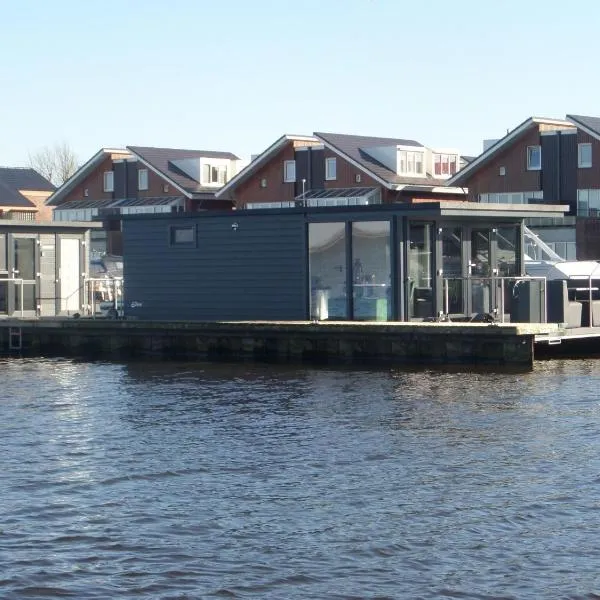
202 164 227 184
398 151 424 175
433 153 457 176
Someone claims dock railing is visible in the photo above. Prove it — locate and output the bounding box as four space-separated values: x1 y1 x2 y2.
84 277 124 318
442 276 548 324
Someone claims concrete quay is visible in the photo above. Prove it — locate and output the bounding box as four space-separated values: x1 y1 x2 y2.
0 319 567 367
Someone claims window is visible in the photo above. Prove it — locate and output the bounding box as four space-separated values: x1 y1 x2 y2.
202 164 228 184
433 153 458 176
283 160 296 182
578 143 592 168
103 171 114 192
577 189 600 216
399 151 424 175
325 157 337 180
169 225 196 246
527 145 541 170
138 169 149 190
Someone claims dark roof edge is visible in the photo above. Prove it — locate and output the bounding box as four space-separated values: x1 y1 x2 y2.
313 133 394 189
215 134 316 199
447 117 573 186
566 114 600 141
46 148 126 206
126 147 192 199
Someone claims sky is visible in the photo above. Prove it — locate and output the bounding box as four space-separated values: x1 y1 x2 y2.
2 0 600 168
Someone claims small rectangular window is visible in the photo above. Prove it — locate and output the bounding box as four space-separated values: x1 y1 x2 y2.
325 157 337 180
527 145 541 170
103 171 114 192
283 160 296 182
138 168 149 190
578 143 592 168
169 225 196 246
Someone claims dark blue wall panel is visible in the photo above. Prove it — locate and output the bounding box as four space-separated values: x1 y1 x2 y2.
123 213 307 321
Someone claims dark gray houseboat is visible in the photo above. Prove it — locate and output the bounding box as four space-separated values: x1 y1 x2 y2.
122 202 568 323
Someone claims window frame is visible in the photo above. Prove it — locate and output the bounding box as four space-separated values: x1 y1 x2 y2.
138 168 149 191
578 143 592 168
283 160 296 183
526 145 542 171
168 224 197 247
103 171 114 192
325 157 337 181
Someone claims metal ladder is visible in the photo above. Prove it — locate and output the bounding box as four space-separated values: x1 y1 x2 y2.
8 327 22 351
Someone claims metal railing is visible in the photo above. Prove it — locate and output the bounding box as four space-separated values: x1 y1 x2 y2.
442 276 548 323
83 277 123 318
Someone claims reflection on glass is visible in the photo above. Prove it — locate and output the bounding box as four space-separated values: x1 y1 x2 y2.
0 282 6 313
441 226 463 314
352 221 391 321
13 238 36 312
497 226 519 319
471 228 491 314
309 223 346 320
408 223 434 319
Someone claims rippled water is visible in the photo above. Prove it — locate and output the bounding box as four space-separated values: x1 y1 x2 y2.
1 357 600 599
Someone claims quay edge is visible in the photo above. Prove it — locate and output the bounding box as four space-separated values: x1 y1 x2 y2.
0 319 564 368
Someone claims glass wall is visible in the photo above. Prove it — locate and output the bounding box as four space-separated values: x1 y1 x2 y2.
351 221 391 320
471 228 492 314
309 222 347 320
407 223 434 319
441 226 463 315
13 237 36 312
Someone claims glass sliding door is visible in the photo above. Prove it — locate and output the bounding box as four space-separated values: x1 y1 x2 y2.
407 223 434 319
0 234 7 314
11 235 37 316
309 222 347 320
440 226 464 316
469 227 492 316
351 221 391 321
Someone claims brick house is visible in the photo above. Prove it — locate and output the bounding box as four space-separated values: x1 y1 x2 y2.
216 132 466 208
46 146 243 255
448 115 600 260
0 167 55 222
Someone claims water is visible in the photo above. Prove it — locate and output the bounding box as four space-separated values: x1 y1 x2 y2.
1 357 600 599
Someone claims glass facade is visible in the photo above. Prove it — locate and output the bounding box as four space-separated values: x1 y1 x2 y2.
407 223 434 319
441 226 463 315
309 222 347 320
351 221 391 321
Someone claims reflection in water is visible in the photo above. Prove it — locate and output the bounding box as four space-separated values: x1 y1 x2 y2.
1 357 600 598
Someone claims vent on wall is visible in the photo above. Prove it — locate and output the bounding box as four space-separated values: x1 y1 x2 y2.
163 184 169 192
84 188 89 197
499 166 506 176
355 173 362 183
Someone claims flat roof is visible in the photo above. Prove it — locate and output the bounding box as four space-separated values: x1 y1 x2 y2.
0 219 103 230
121 201 569 222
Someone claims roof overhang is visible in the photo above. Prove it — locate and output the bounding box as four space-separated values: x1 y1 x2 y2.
404 201 569 219
447 117 573 187
566 114 600 142
46 148 127 206
215 134 317 199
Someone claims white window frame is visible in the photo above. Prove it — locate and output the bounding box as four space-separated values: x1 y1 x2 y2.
325 157 337 180
578 143 592 168
283 160 296 183
103 171 114 192
138 168 149 191
527 145 541 171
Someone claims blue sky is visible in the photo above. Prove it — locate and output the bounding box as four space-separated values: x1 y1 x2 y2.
2 0 599 167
